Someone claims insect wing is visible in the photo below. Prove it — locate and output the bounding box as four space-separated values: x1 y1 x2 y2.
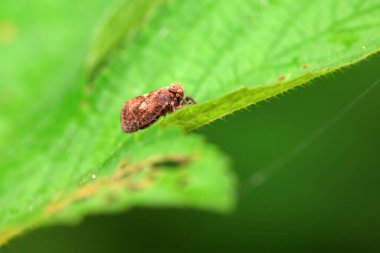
120 90 171 132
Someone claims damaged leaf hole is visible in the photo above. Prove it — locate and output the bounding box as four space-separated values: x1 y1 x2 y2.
46 155 195 214
116 154 192 178
151 155 191 169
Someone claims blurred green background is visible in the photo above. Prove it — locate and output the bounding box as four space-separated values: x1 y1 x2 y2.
2 53 379 253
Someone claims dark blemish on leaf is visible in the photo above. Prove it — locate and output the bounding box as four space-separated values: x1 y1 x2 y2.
302 64 309 69
115 155 192 179
120 83 196 133
277 75 286 82
152 155 191 169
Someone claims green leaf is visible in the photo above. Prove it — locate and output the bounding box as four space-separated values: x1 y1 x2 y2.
0 0 234 245
93 0 380 131
0 126 233 244
1 0 380 246
86 0 167 78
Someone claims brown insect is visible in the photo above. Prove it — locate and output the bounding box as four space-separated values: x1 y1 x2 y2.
120 83 196 133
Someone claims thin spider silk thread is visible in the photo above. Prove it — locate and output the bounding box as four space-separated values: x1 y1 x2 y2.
239 77 380 198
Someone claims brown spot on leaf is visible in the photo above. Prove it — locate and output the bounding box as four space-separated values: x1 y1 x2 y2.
277 75 286 82
302 64 310 69
114 155 192 179
44 154 194 215
1 154 194 246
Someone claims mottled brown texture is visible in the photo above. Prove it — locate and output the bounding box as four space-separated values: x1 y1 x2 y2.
120 83 196 133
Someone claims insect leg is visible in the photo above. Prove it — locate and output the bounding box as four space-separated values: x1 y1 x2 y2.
170 100 177 112
185 96 196 104
180 97 188 105
175 95 187 106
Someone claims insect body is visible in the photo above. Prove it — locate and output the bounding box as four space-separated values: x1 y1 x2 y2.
120 83 196 133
